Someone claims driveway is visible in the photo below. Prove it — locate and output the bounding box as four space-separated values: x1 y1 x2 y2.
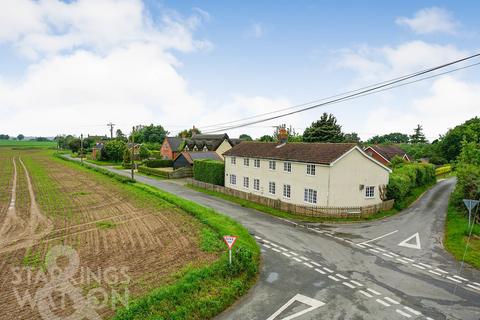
65 155 480 319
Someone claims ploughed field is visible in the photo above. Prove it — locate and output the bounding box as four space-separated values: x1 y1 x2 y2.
0 148 216 319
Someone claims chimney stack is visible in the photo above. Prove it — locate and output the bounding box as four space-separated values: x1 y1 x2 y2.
278 126 288 144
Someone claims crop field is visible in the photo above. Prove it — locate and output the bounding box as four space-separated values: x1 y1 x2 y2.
0 147 218 319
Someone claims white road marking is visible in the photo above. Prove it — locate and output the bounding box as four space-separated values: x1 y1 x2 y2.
314 268 326 275
435 268 448 274
323 267 333 273
384 297 400 305
335 274 348 280
453 275 468 282
376 299 391 307
344 239 354 244
278 246 288 251
270 243 278 247
356 244 366 248
388 252 399 257
328 275 340 282
293 257 302 262
375 247 387 252
398 232 421 250
396 258 410 264
403 306 421 316
396 309 412 318
401 257 415 262
254 236 262 239
358 290 373 298
412 264 426 270
303 262 313 268
447 276 462 283
289 251 298 256
382 253 394 258
350 280 363 287
474 282 480 286
266 293 325 320
299 256 309 261
311 261 321 267
282 252 291 258
272 248 281 253
467 284 480 291
369 249 380 253
263 240 271 243
428 270 442 276
359 230 399 245
342 282 355 289
264 245 272 249
325 233 333 237
418 263 432 269
367 288 381 295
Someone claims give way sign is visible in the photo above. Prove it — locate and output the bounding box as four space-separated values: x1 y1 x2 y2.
223 235 237 249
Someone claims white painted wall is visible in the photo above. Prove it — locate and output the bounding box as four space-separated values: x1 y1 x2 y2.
216 139 232 160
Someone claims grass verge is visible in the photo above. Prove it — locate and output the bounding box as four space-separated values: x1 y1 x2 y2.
188 182 436 224
55 153 260 319
444 200 480 269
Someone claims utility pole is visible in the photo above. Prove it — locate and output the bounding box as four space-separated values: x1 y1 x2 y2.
107 123 115 139
131 126 135 180
80 133 84 163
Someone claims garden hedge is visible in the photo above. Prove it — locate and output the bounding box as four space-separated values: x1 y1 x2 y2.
138 166 169 178
194 160 225 186
387 163 436 204
143 159 173 168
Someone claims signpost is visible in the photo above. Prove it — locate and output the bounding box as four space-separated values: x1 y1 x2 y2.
223 235 237 264
463 199 479 229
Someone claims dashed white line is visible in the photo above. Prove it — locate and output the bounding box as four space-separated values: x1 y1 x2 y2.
323 267 334 273
467 284 480 291
369 249 380 253
384 297 400 305
328 275 340 282
356 244 366 248
314 268 326 275
303 262 313 268
382 253 394 258
402 257 415 263
388 252 399 257
396 258 410 264
281 252 291 258
299 256 309 261
412 264 426 270
435 268 448 274
278 246 288 251
446 276 462 283
403 306 421 316
418 263 432 269
311 261 321 267
254 236 262 240
343 282 355 289
453 275 468 282
336 274 348 280
358 290 373 298
428 270 442 276
272 248 281 253
396 309 412 318
264 244 272 249
376 299 391 307
474 282 480 286
375 247 387 252
350 280 363 287
289 251 298 256
366 288 381 296
293 257 302 262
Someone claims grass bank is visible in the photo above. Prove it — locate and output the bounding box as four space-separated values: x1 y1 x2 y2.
444 200 480 269
55 153 260 319
188 182 436 224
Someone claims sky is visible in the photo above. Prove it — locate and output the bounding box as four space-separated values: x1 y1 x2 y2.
0 0 479 140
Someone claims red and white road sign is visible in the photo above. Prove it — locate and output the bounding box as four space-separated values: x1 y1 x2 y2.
223 235 237 249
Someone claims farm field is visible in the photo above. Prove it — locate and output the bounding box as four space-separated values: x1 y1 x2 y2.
0 147 218 319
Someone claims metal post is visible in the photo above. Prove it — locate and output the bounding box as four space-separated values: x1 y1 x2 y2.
229 249 232 264
80 133 84 163
468 207 472 229
131 126 135 180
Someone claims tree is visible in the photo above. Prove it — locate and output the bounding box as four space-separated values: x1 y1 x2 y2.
437 117 480 162
0 134 10 140
100 140 126 162
139 144 151 160
116 129 126 141
344 132 361 143
302 113 344 143
17 134 25 141
132 124 168 143
410 125 427 144
239 134 253 141
367 132 409 144
258 135 274 142
177 127 201 138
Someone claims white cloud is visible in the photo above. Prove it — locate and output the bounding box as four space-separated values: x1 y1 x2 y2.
396 7 459 35
245 22 266 39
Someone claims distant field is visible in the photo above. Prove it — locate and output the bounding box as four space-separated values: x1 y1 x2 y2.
0 140 56 147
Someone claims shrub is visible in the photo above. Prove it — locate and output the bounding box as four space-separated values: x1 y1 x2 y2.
194 160 225 186
138 166 169 178
143 159 173 168
386 163 436 204
139 144 151 160
100 140 126 162
435 164 452 176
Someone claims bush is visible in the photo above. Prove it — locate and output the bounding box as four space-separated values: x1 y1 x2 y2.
138 166 169 178
387 163 436 204
143 159 173 168
452 164 480 207
100 140 126 162
435 164 452 176
194 160 225 186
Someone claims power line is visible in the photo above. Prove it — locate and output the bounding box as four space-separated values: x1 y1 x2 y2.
200 53 480 134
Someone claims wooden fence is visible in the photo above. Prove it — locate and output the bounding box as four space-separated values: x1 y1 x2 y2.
189 179 394 218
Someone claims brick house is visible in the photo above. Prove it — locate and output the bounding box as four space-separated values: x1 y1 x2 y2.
364 145 411 166
160 137 185 160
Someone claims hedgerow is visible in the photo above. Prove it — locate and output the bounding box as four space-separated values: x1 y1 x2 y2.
138 166 169 178
143 159 173 168
387 163 436 206
194 160 225 186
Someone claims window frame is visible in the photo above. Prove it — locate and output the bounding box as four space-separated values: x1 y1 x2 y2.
283 161 292 173
365 186 375 199
231 156 236 165
304 188 317 204
243 176 249 189
306 164 316 176
253 178 260 191
283 184 291 199
254 158 260 168
244 158 249 166
269 160 276 170
230 174 237 185
268 182 276 195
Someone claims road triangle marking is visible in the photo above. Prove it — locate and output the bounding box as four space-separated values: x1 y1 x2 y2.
266 294 325 320
398 232 421 250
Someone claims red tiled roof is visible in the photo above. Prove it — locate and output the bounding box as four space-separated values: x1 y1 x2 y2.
367 145 409 162
223 142 357 165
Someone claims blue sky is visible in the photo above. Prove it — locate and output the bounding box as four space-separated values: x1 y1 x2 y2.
0 0 479 139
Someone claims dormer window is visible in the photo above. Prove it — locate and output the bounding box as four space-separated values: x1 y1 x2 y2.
185 146 189 151
203 146 208 152
193 146 198 151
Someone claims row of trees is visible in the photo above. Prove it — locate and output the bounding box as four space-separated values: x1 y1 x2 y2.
0 134 28 140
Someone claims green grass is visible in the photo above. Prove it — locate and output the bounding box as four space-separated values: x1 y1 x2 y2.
96 220 116 229
55 153 260 320
188 182 436 224
444 201 480 269
84 158 121 166
0 140 56 148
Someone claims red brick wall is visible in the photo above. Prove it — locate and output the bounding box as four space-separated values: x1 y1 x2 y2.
160 139 173 159
365 148 390 166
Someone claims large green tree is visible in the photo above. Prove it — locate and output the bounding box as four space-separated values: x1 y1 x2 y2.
239 134 253 141
368 132 409 144
410 124 427 144
132 124 168 143
177 127 201 138
302 113 344 142
437 117 480 162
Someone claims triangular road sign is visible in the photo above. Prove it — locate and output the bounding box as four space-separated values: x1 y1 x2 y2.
223 235 237 249
463 199 479 211
398 232 421 250
266 294 325 320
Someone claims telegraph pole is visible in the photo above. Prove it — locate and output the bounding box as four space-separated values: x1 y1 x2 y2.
80 133 84 163
131 126 135 180
107 123 115 139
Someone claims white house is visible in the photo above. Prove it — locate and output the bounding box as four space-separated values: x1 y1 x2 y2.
223 142 391 207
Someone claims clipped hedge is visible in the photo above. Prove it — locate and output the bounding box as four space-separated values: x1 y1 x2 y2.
387 163 436 205
194 160 225 186
435 164 452 176
138 166 169 178
143 159 173 168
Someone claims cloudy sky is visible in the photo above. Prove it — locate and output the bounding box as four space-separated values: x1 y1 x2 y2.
0 0 479 140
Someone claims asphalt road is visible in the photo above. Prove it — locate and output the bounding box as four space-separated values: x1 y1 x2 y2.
65 157 480 320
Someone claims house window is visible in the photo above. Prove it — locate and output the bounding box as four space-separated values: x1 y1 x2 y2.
254 159 260 168
230 174 237 185
307 164 315 175
269 182 276 194
253 179 260 191
231 157 236 165
283 184 291 198
269 160 276 170
284 162 292 172
243 177 249 188
203 146 208 151
304 188 317 204
193 146 198 151
244 158 249 166
365 186 375 198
